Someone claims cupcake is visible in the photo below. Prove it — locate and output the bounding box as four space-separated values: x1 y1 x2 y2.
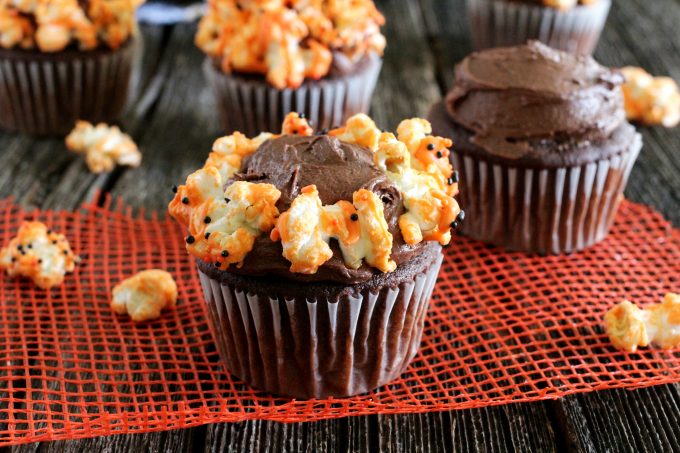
428 41 641 255
467 0 611 55
0 0 143 135
168 112 462 398
197 0 385 136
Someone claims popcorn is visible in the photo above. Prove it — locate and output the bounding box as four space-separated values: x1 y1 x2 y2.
271 185 395 274
111 270 177 322
0 0 143 51
329 114 381 151
281 112 314 136
621 66 680 128
0 221 78 289
604 294 680 352
66 121 141 174
196 0 385 89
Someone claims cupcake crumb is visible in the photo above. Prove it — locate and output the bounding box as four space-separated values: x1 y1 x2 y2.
604 293 680 352
621 66 680 127
0 222 79 289
66 121 141 174
111 270 178 322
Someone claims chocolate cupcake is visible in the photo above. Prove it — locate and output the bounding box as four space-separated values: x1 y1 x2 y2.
467 0 610 55
428 41 641 255
0 0 143 136
197 0 385 136
168 112 462 398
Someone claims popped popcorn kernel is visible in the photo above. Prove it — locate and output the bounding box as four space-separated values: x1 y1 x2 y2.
329 113 382 151
66 121 141 174
281 112 314 136
621 66 680 128
0 221 79 289
111 270 177 322
604 293 680 352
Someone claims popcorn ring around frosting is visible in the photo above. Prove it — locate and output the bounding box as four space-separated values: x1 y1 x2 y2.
621 66 680 128
604 293 680 352
0 0 143 52
196 0 385 89
169 112 462 276
66 121 142 174
0 221 79 289
111 269 177 322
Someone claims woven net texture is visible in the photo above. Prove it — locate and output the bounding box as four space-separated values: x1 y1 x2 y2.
0 197 678 446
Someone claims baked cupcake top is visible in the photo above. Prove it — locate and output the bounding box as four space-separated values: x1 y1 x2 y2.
168 113 462 284
195 0 386 89
445 41 631 166
0 0 143 52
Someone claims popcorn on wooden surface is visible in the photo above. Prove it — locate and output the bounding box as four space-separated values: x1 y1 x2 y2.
621 66 680 128
66 121 141 174
0 221 78 289
111 270 178 322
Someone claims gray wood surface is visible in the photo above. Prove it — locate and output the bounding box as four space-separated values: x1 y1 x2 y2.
1 0 679 451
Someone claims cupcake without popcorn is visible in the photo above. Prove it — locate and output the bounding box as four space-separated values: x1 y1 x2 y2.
467 0 610 55
428 41 641 255
168 112 462 398
0 0 144 135
196 0 385 136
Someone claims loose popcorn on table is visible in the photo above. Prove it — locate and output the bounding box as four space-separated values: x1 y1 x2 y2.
621 67 680 128
604 293 680 352
0 221 79 289
66 121 141 174
111 270 178 322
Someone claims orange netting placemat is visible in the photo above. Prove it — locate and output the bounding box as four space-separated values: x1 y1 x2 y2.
0 197 678 446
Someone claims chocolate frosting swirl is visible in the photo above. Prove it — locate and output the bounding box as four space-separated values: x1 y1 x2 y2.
445 41 627 165
226 135 427 284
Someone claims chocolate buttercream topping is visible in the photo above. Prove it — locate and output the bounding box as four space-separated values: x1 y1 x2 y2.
227 135 427 284
446 41 626 161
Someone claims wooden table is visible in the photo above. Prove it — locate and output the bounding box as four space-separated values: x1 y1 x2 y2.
1 0 679 451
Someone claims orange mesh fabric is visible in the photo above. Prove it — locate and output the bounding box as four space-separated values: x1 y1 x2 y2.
0 197 678 446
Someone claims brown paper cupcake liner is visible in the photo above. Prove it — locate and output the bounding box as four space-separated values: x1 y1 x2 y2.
467 0 611 55
204 56 382 136
197 252 443 399
452 134 642 254
0 39 138 136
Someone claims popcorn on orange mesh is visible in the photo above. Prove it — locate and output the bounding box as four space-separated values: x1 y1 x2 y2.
621 66 680 128
66 121 141 174
604 293 680 352
0 0 144 52
195 0 385 89
111 270 178 322
0 221 79 289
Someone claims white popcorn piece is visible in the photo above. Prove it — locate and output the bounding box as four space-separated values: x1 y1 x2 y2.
66 121 141 174
111 269 177 322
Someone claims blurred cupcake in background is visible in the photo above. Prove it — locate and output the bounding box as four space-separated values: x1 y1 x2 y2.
197 0 385 136
467 0 610 55
0 0 144 135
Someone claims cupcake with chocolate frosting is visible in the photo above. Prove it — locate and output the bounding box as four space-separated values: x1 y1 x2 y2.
467 0 610 55
169 112 462 398
429 41 641 254
0 0 144 135
197 0 385 136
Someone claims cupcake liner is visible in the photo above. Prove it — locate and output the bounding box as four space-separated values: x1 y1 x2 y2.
466 0 611 55
0 39 138 136
197 252 443 399
452 134 642 254
204 56 382 136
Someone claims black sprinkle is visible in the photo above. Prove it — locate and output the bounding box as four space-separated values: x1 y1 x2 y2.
204 216 211 224
350 213 359 221
11 257 15 263
318 128 329 135
27 244 32 249
186 235 195 244
181 197 189 205
427 143 435 151
204 232 211 240
63 250 68 255
37 259 42 264
46 229 52 234
447 178 454 185
292 129 298 135
436 151 443 158
451 171 460 183
299 113 305 118
450 221 459 229
457 210 466 222
17 245 23 251
214 262 221 267
52 240 58 245
172 185 178 193
221 250 229 257
21 250 26 255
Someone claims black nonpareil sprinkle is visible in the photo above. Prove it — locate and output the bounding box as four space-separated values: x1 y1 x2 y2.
204 216 211 224
172 185 178 193
450 221 459 229
204 232 211 239
186 235 195 244
457 210 466 222
182 197 189 205
427 143 435 151
221 250 229 257
451 171 460 183
350 213 359 221
436 151 443 158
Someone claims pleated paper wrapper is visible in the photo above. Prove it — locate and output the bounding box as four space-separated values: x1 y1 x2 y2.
467 0 611 55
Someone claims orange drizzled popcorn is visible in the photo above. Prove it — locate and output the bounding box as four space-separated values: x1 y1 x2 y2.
111 270 177 322
604 293 680 352
621 67 680 128
0 0 143 52
0 221 79 289
196 0 385 89
66 120 141 174
270 185 395 274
